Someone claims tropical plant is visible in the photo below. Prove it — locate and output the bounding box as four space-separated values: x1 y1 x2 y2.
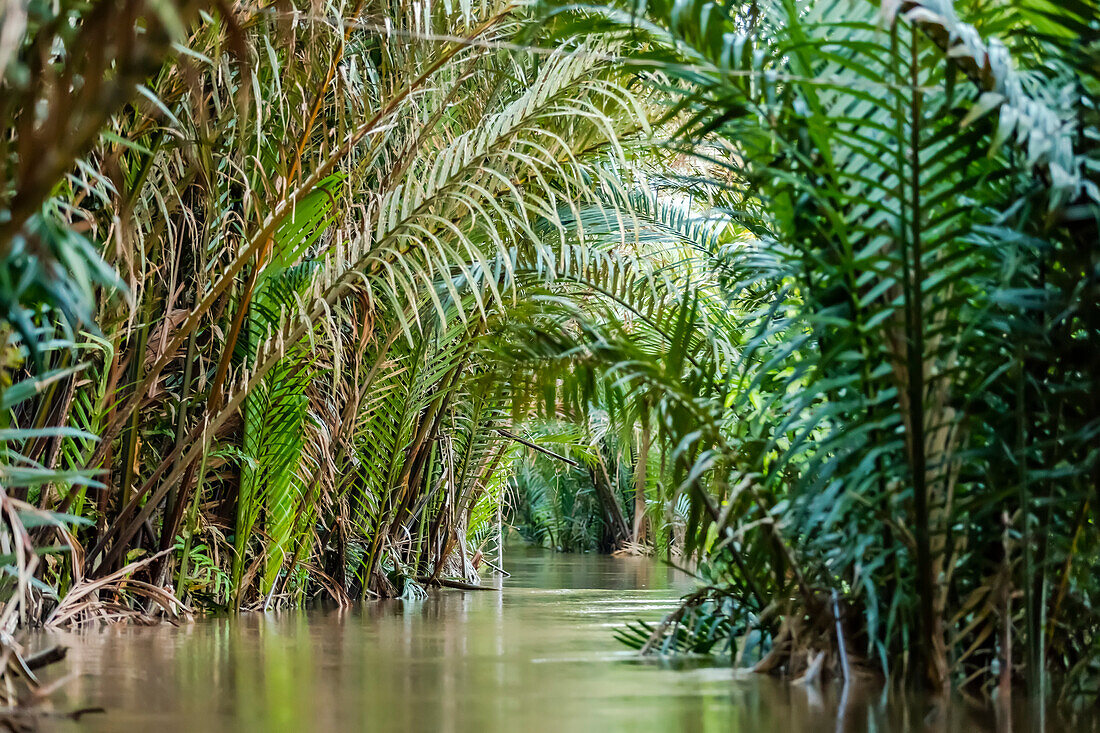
505 0 1100 717
2 0 652 621
1 0 1098 723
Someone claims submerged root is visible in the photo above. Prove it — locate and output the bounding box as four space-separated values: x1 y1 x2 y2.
792 651 826 686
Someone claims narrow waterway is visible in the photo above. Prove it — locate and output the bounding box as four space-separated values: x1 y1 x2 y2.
38 547 988 732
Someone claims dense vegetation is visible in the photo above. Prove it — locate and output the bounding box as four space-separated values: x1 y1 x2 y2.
1 0 1097 723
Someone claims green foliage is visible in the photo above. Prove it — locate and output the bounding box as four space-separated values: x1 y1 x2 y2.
510 0 1100 712
510 456 608 552
0 0 651 616
0 363 93 619
0 0 1098 720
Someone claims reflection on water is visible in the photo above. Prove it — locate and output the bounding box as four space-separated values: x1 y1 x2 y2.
36 547 1001 732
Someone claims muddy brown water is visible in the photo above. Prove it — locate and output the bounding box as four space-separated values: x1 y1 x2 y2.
36 547 1005 732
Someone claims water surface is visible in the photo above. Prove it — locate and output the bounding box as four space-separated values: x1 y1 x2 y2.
40 547 990 732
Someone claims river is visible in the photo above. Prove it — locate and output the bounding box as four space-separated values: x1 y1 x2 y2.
37 546 994 732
